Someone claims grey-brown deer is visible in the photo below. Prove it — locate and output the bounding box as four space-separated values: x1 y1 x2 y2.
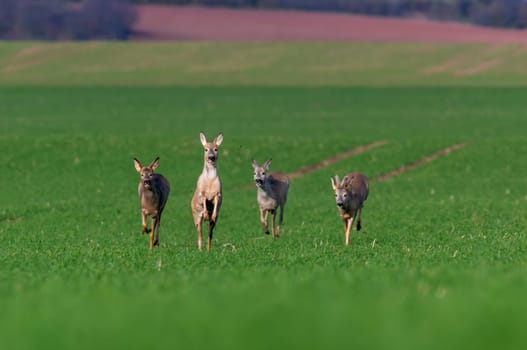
252 159 290 238
133 157 170 250
330 172 369 246
191 132 223 251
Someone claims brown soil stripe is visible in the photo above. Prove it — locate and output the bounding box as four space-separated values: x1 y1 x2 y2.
287 140 388 180
372 143 465 182
231 140 387 190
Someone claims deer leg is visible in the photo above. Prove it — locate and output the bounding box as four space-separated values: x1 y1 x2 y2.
141 211 150 234
271 209 278 238
149 215 157 250
260 208 269 234
345 216 354 246
193 210 203 251
357 208 362 231
201 194 209 221
153 214 161 247
207 221 215 252
211 195 220 222
276 204 285 237
196 221 203 251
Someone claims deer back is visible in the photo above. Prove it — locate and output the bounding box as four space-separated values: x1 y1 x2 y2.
264 172 290 205
151 174 170 209
343 172 369 206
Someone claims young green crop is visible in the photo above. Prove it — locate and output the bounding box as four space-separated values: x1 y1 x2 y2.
1 43 527 350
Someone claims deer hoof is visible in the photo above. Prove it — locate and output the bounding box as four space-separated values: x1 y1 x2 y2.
357 221 362 231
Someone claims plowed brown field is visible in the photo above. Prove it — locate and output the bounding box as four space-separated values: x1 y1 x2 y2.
132 5 527 43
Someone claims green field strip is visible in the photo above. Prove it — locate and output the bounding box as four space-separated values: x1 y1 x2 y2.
2 78 527 350
2 42 527 86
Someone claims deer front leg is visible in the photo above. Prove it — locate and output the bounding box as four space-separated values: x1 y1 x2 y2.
211 194 220 222
207 220 215 252
141 210 150 234
201 193 209 221
149 217 156 251
260 207 269 234
345 217 354 246
271 209 278 238
196 220 203 251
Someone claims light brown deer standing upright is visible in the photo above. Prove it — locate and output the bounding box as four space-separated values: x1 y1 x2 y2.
133 157 170 250
330 172 369 246
251 159 289 238
191 132 223 251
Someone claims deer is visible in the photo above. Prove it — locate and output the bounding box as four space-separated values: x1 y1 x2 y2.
133 157 170 250
251 159 290 238
191 132 223 251
330 172 369 246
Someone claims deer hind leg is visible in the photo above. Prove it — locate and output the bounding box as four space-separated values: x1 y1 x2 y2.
356 208 363 231
153 214 161 247
260 208 269 234
276 204 285 237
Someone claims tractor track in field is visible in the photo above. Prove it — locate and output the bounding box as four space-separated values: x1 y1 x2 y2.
372 143 466 182
233 141 465 190
232 140 387 191
287 140 387 180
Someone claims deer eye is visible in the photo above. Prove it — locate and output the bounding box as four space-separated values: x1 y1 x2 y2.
214 148 218 152
205 148 209 152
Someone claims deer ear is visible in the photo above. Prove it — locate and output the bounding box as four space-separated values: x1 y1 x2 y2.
149 157 160 171
251 159 258 169
342 175 353 188
215 132 223 146
133 158 143 173
331 176 337 190
263 159 272 171
200 132 207 146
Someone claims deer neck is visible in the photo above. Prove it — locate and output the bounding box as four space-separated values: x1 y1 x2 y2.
202 161 218 179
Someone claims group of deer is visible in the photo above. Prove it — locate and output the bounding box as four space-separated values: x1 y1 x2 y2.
133 132 369 251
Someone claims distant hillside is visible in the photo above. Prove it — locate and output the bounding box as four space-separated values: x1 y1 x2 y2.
130 0 527 29
131 5 527 43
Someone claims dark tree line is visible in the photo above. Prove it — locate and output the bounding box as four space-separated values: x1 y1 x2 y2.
133 0 527 29
0 0 137 40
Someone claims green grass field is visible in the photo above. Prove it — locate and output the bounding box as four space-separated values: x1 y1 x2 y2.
1 42 527 350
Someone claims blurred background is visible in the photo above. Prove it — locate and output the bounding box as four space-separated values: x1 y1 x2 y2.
1 0 527 41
